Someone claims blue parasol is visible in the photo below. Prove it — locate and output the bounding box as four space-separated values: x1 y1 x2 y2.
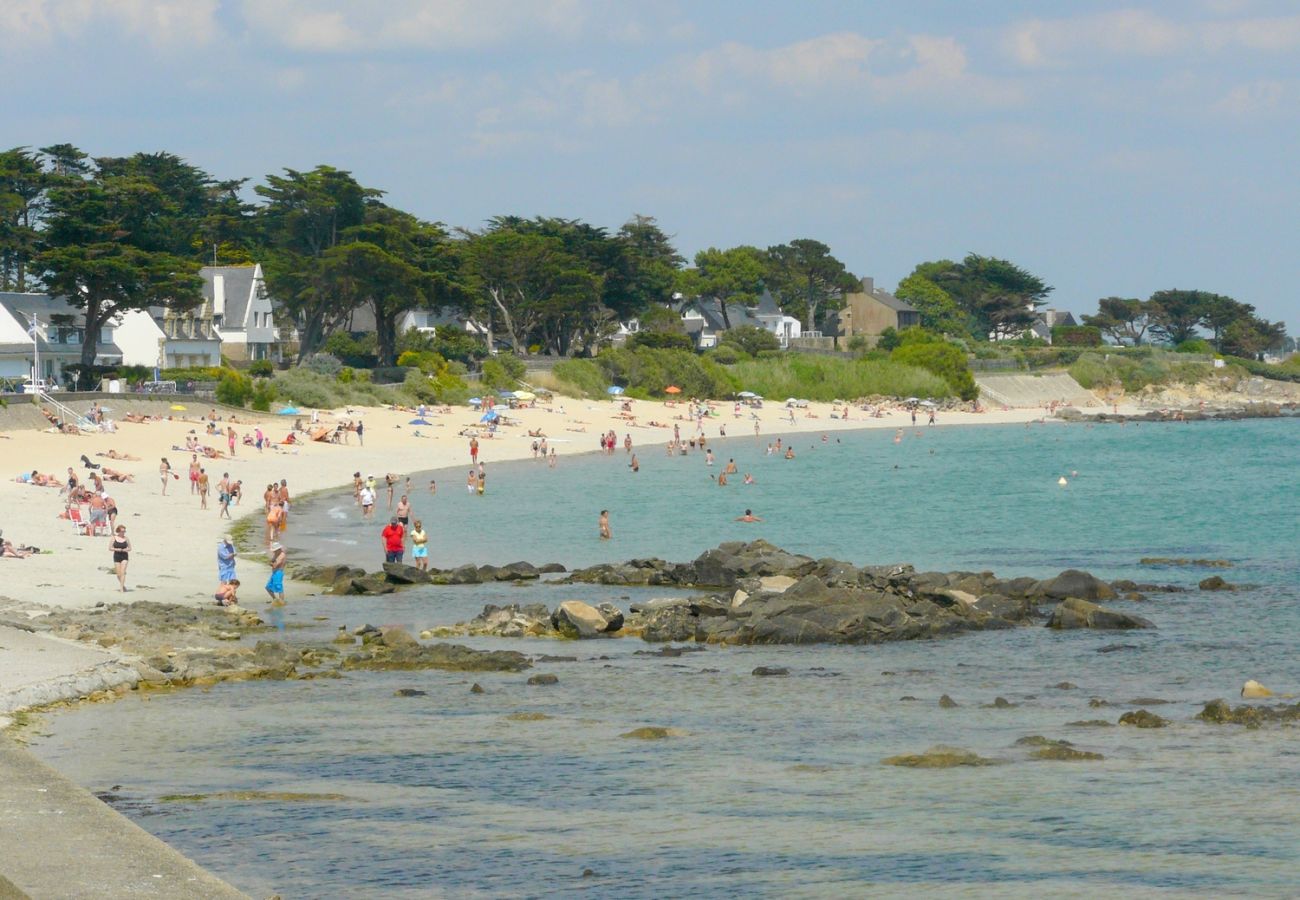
480 409 499 422
607 385 625 395
278 406 301 415
409 418 431 425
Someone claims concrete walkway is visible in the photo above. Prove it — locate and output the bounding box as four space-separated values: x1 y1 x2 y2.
0 736 249 899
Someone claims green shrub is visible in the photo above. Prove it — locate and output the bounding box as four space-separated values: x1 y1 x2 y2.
480 358 519 391
629 331 696 352
215 371 253 407
273 368 335 408
1175 338 1214 354
402 369 437 403
250 378 277 412
1052 325 1103 347
322 332 377 368
552 358 607 398
431 329 488 365
730 355 950 401
337 366 356 384
595 347 737 398
846 334 870 353
248 359 274 377
303 353 342 377
161 365 226 383
876 327 901 352
710 344 746 365
890 337 978 401
397 350 449 374
496 352 526 382
720 325 780 356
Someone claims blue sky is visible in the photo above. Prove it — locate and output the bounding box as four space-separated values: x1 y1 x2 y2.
4 0 1298 326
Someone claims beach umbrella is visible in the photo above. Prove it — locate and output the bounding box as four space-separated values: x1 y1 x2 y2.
469 397 482 406
664 385 682 394
607 385 625 395
919 400 936 407
498 390 516 399
409 418 431 425
170 404 187 411
278 406 301 415
480 409 499 422
513 390 536 401
738 391 756 398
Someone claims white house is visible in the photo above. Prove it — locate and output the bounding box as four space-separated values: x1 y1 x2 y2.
674 290 802 350
0 293 124 387
203 264 280 361
112 305 222 369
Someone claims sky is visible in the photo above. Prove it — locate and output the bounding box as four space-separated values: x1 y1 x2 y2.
3 0 1299 327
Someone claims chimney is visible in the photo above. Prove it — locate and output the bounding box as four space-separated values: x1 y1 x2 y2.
860 276 874 294
213 275 225 317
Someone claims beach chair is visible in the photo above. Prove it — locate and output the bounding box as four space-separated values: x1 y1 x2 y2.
68 506 90 536
87 508 109 536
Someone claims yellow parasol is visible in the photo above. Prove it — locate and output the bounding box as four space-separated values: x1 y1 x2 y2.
170 404 187 411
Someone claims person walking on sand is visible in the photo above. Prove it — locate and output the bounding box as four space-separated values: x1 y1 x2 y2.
599 509 611 540
198 468 210 509
470 436 479 465
110 525 131 592
217 473 232 519
218 535 237 584
381 517 406 564
265 542 286 602
410 519 429 571
227 426 237 457
160 458 176 494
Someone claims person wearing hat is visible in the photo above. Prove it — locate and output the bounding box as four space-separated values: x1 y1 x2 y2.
381 516 406 564
217 535 237 585
265 542 286 602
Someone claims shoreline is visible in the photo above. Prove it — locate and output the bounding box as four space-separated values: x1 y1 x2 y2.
0 390 1281 896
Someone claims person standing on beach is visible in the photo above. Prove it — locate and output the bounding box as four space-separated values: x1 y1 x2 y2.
410 519 429 571
255 426 264 452
599 509 611 540
470 436 479 465
198 468 210 509
356 420 364 446
381 517 406 564
159 458 175 495
227 426 237 457
279 480 291 530
110 525 131 592
189 454 201 494
218 535 237 584
217 473 232 519
265 542 286 602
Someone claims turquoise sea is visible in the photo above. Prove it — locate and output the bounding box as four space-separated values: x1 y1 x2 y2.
32 418 1300 898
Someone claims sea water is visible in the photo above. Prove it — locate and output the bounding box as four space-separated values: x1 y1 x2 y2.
31 419 1300 898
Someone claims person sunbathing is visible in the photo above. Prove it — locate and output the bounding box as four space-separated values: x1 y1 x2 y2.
97 450 141 461
101 467 134 482
1 540 35 559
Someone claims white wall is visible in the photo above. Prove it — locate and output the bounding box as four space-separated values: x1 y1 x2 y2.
111 310 165 367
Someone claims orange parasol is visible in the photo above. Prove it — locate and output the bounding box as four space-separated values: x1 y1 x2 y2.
664 385 682 394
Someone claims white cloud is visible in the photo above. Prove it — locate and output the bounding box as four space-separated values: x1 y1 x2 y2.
1212 79 1296 115
241 0 584 51
1004 9 1300 67
0 0 220 46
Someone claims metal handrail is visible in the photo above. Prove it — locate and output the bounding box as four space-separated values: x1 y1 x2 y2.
37 391 98 431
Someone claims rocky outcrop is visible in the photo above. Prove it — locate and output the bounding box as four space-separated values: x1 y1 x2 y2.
1198 575 1238 591
1046 598 1155 630
1035 570 1117 602
1118 709 1168 728
882 746 1001 768
1197 699 1300 728
342 636 530 673
552 600 621 638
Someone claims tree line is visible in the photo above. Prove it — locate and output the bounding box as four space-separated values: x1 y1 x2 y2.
1 145 1288 370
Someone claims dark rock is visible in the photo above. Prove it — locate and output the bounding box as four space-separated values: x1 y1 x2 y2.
752 666 789 677
1088 698 1109 707
527 673 559 686
1047 598 1154 630
538 562 567 574
1127 697 1173 705
1037 570 1117 602
394 688 427 697
536 654 578 663
1066 719 1113 727
1118 709 1169 728
983 697 1016 709
348 574 396 596
382 562 433 585
595 602 625 632
445 564 483 585
882 746 1001 768
1198 575 1238 591
1140 557 1233 568
620 726 686 739
1032 746 1105 761
1053 682 1078 690
1197 698 1300 728
470 683 485 694
500 561 541 580
1015 735 1072 747
899 696 919 701
938 694 959 709
343 642 530 673
1096 643 1141 653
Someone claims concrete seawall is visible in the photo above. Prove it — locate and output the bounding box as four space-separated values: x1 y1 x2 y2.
975 371 1097 409
0 736 249 898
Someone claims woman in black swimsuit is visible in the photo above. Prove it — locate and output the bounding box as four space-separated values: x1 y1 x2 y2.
110 525 131 592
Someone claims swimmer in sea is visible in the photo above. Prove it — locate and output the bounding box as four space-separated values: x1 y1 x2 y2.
784 447 795 459
599 509 611 540
736 509 763 522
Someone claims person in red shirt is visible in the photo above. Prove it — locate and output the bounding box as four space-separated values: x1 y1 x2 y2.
381 517 406 563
